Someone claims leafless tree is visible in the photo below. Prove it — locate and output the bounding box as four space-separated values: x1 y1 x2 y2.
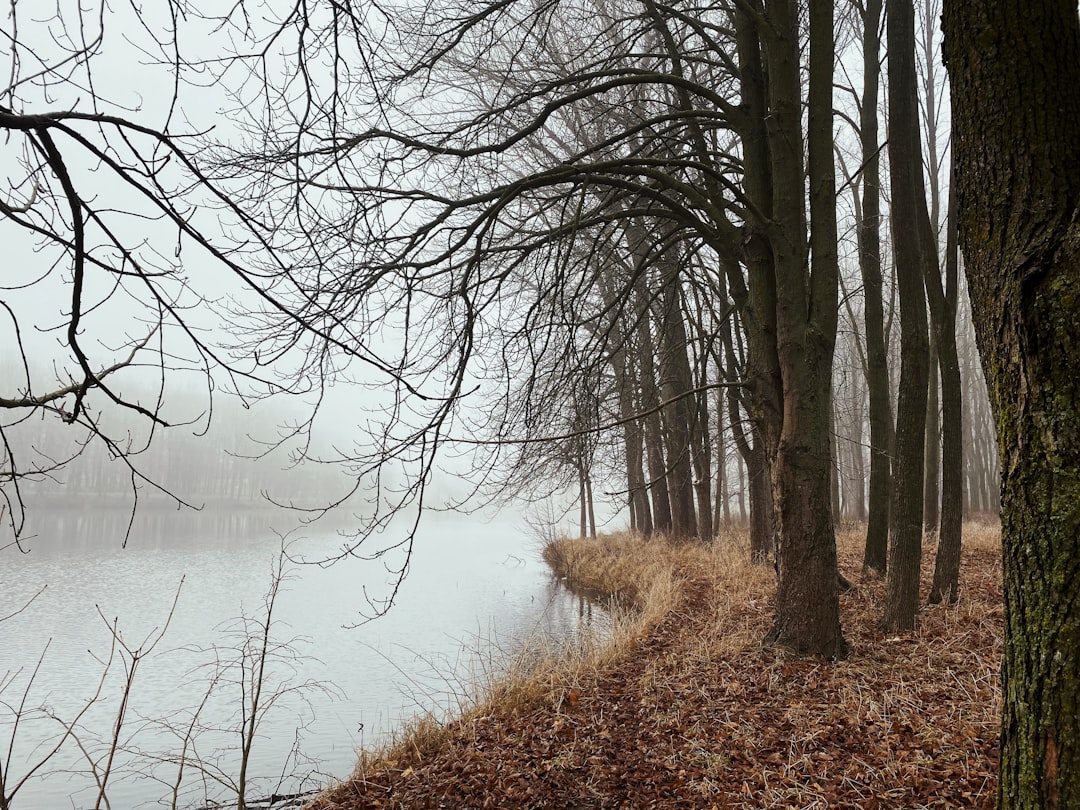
1 552 330 809
882 0 934 633
196 0 848 652
0 2 372 543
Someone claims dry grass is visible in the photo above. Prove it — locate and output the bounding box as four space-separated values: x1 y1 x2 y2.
339 532 691 791
309 522 1002 809
542 532 731 621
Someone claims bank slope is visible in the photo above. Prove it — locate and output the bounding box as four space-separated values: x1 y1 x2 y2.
309 526 1000 809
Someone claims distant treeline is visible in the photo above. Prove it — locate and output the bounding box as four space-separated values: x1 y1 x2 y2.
4 376 358 511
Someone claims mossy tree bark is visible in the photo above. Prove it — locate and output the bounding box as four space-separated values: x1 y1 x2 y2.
942 0 1080 805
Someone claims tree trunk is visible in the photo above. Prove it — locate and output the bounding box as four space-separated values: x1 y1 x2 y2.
656 254 698 540
693 390 713 541
929 159 964 604
882 0 933 634
723 319 774 561
943 0 1080 804
735 444 747 523
602 273 652 537
578 458 587 538
759 0 845 658
715 387 731 527
585 471 596 539
857 0 892 575
746 429 774 562
920 0 945 539
720 296 775 559
633 262 672 534
848 348 868 521
923 335 940 532
831 390 842 523
733 0 783 561
692 327 714 541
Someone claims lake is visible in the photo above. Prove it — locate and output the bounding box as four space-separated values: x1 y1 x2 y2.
0 508 608 809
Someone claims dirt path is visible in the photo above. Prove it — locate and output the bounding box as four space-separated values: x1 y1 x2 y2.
309 532 1000 809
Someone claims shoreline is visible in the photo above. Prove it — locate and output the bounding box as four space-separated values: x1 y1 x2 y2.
306 525 1001 809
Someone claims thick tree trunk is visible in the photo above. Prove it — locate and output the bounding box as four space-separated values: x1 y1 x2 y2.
882 0 933 634
759 0 845 658
943 1 1080 805
857 0 891 575
745 429 774 563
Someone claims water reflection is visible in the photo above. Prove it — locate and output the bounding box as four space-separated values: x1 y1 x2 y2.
0 510 609 809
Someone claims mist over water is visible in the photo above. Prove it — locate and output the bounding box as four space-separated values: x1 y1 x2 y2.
0 508 608 809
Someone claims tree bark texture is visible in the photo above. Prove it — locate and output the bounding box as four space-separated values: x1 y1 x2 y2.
656 253 698 541
759 0 845 658
857 0 892 575
882 0 932 634
929 160 964 604
732 3 780 562
942 0 1080 805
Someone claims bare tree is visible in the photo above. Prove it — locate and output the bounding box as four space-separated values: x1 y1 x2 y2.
2 553 329 809
0 3 373 543
852 0 893 574
881 0 933 633
914 0 965 605
5 0 856 655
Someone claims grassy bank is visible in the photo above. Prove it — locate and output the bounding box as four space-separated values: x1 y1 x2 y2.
309 524 1001 809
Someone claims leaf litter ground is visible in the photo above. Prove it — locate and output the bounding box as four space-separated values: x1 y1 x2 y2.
309 523 1001 809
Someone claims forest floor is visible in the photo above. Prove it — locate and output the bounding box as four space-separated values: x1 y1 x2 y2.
307 522 1002 809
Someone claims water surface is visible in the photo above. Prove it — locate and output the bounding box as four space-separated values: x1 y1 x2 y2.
0 508 607 808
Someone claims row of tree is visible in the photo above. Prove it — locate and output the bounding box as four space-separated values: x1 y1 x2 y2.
329 0 981 643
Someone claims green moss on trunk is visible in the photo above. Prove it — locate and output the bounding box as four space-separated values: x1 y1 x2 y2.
942 0 1080 804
